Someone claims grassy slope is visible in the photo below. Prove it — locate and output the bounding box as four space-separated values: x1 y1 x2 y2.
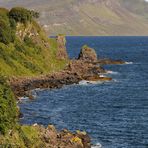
0 38 67 77
1 0 148 35
0 125 47 147
0 21 67 77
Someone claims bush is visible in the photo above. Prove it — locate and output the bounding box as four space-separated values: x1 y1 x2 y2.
0 76 18 134
24 35 35 47
9 7 32 24
0 8 9 20
0 17 15 44
9 7 40 24
9 18 16 29
30 10 39 19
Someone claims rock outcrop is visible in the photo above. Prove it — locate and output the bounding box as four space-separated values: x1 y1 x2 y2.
78 45 97 62
56 35 68 60
36 124 91 148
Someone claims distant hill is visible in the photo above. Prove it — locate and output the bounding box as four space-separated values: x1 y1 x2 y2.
1 0 148 35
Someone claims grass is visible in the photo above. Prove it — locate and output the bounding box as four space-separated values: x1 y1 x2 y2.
0 31 67 77
0 125 46 147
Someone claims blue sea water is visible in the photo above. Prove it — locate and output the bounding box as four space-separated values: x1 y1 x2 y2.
19 36 148 148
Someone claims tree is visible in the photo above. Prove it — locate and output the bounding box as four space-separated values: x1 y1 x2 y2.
9 7 32 24
30 10 40 19
9 7 40 24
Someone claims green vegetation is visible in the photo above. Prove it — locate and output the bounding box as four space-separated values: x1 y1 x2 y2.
0 8 15 44
0 76 45 147
9 7 39 24
0 125 46 147
0 7 68 145
0 76 18 134
82 45 89 49
0 7 67 77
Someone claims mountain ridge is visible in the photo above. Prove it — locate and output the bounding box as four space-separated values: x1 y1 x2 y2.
1 0 148 35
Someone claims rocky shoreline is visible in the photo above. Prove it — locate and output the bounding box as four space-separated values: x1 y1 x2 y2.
8 45 125 148
10 45 125 99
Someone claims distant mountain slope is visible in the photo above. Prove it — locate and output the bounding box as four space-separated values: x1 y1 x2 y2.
1 0 148 35
121 0 148 19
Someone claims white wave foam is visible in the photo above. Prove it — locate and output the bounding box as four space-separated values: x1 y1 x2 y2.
19 96 29 100
91 143 102 148
79 80 104 85
17 96 29 103
79 80 89 85
113 79 118 82
90 81 105 84
107 70 119 75
99 74 106 77
125 62 133 64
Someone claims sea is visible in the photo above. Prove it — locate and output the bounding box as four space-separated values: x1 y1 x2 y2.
19 36 148 148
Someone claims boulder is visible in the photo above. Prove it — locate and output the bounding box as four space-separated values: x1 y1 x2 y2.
78 45 97 62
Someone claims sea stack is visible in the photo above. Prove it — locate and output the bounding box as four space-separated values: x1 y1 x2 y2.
78 45 97 62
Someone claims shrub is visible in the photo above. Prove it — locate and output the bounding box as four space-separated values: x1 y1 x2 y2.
0 76 18 134
30 10 39 19
24 35 35 47
9 7 39 24
0 18 15 44
9 18 16 29
9 7 32 24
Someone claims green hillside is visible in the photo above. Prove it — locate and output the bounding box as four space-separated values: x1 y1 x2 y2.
0 7 67 77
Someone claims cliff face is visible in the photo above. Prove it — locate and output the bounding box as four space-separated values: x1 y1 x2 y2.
1 0 148 35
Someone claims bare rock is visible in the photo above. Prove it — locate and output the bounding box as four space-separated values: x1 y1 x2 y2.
78 45 97 62
97 59 125 65
56 35 68 60
84 75 112 81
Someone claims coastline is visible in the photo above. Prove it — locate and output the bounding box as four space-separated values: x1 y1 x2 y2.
10 46 125 99
5 41 125 148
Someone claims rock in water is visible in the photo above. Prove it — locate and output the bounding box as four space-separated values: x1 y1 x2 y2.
78 45 97 62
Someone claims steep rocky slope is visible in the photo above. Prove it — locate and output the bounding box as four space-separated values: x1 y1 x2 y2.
1 0 148 35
